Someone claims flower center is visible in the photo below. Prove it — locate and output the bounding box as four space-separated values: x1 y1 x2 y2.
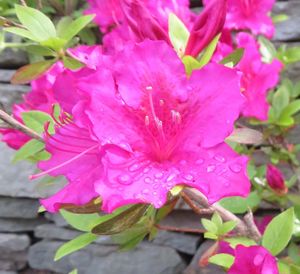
141 86 184 162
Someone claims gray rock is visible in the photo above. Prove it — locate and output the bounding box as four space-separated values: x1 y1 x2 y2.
28 240 117 273
0 70 15 83
0 197 39 219
0 271 17 274
45 213 68 227
29 240 185 274
0 233 30 252
287 125 300 144
274 1 300 42
0 49 28 69
184 241 226 274
0 143 40 198
34 223 114 245
153 231 200 255
0 217 48 232
85 243 186 274
35 224 81 241
0 84 30 111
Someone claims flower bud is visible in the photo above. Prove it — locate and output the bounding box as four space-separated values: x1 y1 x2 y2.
120 0 169 43
266 164 287 195
185 0 227 57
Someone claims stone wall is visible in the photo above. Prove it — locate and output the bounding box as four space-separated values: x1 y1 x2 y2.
0 1 299 273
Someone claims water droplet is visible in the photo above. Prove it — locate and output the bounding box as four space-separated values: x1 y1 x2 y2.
117 175 132 185
230 163 242 173
184 174 194 181
207 165 216 173
167 173 177 182
155 172 164 179
157 201 163 207
144 177 152 184
254 254 264 265
196 158 204 165
224 182 230 187
214 155 226 163
129 164 140 172
153 191 158 196
143 167 150 174
142 189 150 195
153 184 159 189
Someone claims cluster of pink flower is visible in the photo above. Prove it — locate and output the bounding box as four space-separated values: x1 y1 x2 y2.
0 1 283 272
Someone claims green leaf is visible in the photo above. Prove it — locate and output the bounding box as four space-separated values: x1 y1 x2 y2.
112 223 148 251
4 27 38 41
25 45 56 56
290 264 300 274
219 192 261 214
272 14 289 24
204 232 218 240
11 60 54 84
258 36 277 63
273 85 290 116
279 100 300 118
278 261 291 274
288 243 300 265
182 55 201 76
56 16 73 38
219 221 237 235
168 13 189 56
63 56 85 70
59 15 95 42
278 46 300 65
197 33 221 68
15 4 56 41
209 254 234 269
54 233 97 261
212 212 223 228
223 237 256 248
22 111 54 134
92 204 149 235
220 48 244 67
69 269 78 274
262 208 295 256
60 210 102 232
201 219 218 234
12 139 44 163
41 37 67 51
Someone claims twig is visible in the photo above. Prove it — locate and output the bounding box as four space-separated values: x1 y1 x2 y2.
0 16 25 29
37 0 43 9
181 191 214 215
20 0 28 6
0 109 44 142
155 224 205 234
244 210 262 243
182 188 261 241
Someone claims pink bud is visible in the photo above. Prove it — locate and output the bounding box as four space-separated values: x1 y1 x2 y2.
266 164 287 194
185 0 227 57
120 0 169 43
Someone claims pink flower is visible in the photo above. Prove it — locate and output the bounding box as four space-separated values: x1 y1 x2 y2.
226 0 275 38
255 215 273 234
236 33 282 120
204 0 275 38
266 164 287 195
185 0 227 57
228 245 279 274
35 40 250 213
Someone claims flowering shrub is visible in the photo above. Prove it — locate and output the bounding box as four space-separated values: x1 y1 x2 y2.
0 0 300 273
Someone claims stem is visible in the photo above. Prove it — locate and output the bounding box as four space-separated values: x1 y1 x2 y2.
244 210 262 243
20 0 28 6
0 109 44 142
0 16 25 29
182 188 261 241
155 224 205 234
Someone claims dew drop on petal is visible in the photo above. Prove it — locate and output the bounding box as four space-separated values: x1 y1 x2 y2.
129 164 140 172
166 173 177 182
118 174 132 185
157 201 163 207
229 163 242 173
153 191 158 196
155 172 164 179
153 184 159 189
214 155 226 163
253 254 264 266
144 177 152 184
143 167 150 174
207 165 216 173
184 174 194 181
142 189 150 195
196 158 204 165
224 182 230 187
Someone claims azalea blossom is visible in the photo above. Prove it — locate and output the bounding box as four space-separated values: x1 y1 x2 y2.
204 0 275 38
236 33 282 120
228 245 279 274
34 40 250 213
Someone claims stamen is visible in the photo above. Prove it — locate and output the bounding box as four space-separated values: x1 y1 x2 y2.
29 144 99 180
